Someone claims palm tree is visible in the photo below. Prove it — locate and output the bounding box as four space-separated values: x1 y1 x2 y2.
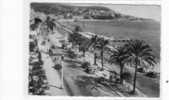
125 40 156 93
95 38 109 70
79 38 90 57
90 35 98 65
71 33 83 50
73 25 82 33
45 16 56 32
109 46 129 84
68 25 83 49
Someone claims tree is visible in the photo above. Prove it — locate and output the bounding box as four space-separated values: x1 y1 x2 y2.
79 39 88 57
95 38 109 70
109 46 129 84
90 35 98 65
45 16 56 32
68 32 83 50
30 17 42 31
73 25 82 33
68 25 83 49
125 40 156 93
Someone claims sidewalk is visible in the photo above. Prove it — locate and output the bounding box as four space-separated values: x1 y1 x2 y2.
37 34 67 95
41 52 66 96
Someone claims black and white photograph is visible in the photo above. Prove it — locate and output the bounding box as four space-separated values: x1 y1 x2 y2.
29 2 161 97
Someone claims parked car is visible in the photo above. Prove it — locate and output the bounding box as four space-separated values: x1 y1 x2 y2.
137 67 145 73
145 71 157 78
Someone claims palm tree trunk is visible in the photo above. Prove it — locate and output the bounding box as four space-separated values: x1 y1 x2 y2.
78 45 80 52
94 52 97 65
61 57 64 89
101 48 104 69
82 49 85 57
120 63 124 84
132 58 138 93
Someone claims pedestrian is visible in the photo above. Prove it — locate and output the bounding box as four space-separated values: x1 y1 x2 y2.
61 55 64 61
49 49 53 56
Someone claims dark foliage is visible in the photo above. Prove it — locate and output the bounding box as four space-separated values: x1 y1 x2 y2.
121 72 132 82
29 39 48 95
53 64 62 70
81 61 90 69
31 3 115 20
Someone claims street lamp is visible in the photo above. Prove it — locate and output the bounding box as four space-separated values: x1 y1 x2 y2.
60 55 64 89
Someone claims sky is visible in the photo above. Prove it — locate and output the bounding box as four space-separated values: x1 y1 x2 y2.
103 4 161 22
69 3 161 22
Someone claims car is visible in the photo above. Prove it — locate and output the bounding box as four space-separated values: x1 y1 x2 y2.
137 67 145 73
145 71 157 78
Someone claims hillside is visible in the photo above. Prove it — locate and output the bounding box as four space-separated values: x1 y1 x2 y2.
31 3 139 20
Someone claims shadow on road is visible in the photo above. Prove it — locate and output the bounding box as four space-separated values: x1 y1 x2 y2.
74 75 123 96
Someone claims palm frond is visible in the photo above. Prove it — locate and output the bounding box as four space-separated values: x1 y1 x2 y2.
125 39 156 68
